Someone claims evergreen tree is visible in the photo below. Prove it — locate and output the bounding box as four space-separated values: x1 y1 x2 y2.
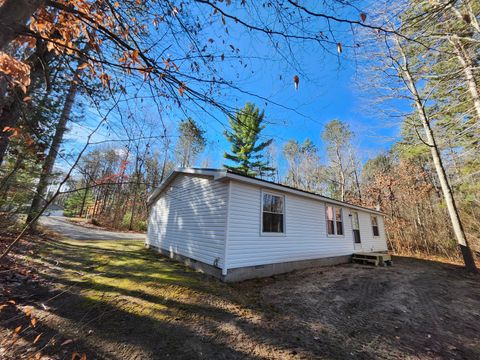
224 103 274 176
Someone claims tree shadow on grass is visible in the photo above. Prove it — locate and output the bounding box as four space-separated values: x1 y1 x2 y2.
0 284 263 360
27 239 363 359
15 239 480 359
37 239 224 294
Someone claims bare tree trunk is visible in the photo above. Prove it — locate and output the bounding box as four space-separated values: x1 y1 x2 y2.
0 0 43 50
128 153 140 230
160 137 170 182
450 35 480 123
398 40 477 272
26 63 83 225
340 171 346 202
0 1 46 165
465 0 480 33
0 40 52 166
79 185 89 217
333 145 347 202
0 155 23 200
353 168 362 201
0 87 23 166
129 177 140 230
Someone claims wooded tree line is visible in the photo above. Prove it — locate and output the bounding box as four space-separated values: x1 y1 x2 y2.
0 0 478 269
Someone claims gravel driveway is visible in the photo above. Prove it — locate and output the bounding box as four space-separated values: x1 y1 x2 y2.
40 216 146 240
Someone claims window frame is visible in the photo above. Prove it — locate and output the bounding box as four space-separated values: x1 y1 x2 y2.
325 205 344 237
260 190 286 236
371 215 380 237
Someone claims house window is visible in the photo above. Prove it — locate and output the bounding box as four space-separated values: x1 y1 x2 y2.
371 216 379 236
262 192 284 233
326 205 343 235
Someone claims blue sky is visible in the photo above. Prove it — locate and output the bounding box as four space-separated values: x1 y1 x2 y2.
189 11 402 172
62 2 403 177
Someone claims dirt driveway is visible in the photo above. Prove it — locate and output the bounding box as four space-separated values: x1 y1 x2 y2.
39 216 145 240
1 239 480 359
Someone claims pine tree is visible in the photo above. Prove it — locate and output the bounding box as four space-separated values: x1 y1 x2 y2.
224 103 274 177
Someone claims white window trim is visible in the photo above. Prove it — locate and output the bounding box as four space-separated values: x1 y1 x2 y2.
260 189 286 236
371 215 380 237
325 204 345 237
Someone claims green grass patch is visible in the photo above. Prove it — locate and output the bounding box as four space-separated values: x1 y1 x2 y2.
36 239 234 321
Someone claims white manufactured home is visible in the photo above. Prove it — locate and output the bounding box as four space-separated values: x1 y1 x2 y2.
147 168 388 282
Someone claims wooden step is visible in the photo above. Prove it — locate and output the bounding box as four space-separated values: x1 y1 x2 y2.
352 257 379 266
352 252 392 267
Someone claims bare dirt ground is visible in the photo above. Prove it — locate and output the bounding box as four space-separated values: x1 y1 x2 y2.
1 237 480 360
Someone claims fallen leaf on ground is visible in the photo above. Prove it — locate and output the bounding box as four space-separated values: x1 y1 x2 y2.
61 339 74 346
34 333 42 344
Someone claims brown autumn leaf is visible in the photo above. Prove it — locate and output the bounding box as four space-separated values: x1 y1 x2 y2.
31 318 37 327
35 352 41 360
178 83 186 97
3 127 20 138
293 75 299 90
337 43 342 54
71 352 87 360
360 13 367 22
15 325 22 334
78 62 88 70
33 333 42 344
0 52 31 92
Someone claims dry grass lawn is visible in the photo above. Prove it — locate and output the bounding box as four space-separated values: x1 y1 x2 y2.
1 238 480 359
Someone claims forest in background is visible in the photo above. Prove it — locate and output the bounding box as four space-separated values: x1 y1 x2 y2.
0 0 479 267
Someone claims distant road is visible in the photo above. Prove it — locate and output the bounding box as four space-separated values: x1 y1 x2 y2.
40 216 146 241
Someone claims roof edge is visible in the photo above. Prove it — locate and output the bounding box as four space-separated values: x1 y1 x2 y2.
147 168 227 206
147 167 385 216
224 172 385 216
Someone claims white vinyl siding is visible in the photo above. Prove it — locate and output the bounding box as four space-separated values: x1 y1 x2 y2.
147 174 228 268
225 181 356 269
147 171 388 274
356 211 388 252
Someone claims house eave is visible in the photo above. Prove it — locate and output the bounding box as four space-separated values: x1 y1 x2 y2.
147 167 385 216
223 172 385 216
147 168 227 207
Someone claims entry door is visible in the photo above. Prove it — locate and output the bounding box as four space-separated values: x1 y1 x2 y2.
351 212 362 250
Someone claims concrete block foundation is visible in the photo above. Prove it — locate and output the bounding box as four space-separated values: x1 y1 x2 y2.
147 244 351 282
224 255 352 282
